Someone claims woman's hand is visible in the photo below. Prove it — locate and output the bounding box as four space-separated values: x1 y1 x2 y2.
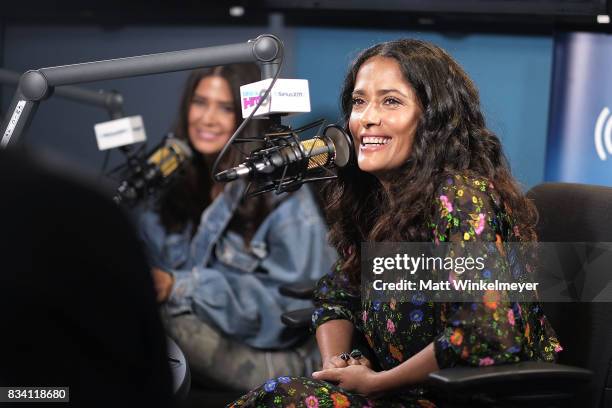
322 355 349 369
312 365 382 396
151 267 174 303
323 353 372 370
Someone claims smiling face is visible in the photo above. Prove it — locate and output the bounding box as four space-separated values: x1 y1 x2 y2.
348 56 422 177
187 75 237 155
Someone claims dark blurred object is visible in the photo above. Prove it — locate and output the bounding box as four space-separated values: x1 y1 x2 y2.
2 0 610 33
167 336 191 401
266 0 607 16
0 149 174 407
270 0 612 34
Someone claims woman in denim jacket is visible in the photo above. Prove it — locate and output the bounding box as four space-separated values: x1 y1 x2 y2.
138 64 337 391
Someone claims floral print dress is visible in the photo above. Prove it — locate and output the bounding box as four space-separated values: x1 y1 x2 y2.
229 174 562 408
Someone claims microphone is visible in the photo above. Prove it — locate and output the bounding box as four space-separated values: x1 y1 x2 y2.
114 136 192 205
214 124 353 187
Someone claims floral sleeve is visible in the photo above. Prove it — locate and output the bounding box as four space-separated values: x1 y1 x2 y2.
311 259 361 331
432 174 536 368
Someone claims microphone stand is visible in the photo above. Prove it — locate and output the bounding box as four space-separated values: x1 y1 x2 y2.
0 68 125 120
0 34 283 148
0 67 144 178
0 67 136 167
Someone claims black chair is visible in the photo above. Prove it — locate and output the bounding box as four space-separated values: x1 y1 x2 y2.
522 183 612 407
280 182 612 407
279 281 318 328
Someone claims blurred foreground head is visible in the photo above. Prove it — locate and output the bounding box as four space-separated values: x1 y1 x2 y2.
0 149 174 407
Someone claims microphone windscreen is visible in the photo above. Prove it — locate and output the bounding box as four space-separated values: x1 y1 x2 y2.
148 138 192 178
301 137 330 169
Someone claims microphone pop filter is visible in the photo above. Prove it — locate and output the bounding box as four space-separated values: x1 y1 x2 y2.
323 124 353 168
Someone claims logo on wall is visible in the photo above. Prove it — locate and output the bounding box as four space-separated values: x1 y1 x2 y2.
595 106 612 161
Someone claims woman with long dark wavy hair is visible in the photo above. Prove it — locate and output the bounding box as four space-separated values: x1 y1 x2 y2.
138 64 337 390
229 40 561 407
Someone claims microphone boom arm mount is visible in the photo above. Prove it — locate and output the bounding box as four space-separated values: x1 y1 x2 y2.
0 68 125 120
0 34 283 148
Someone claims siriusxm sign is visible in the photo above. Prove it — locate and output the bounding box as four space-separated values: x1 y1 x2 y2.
239 79 310 118
242 90 305 110
595 107 612 161
546 32 612 185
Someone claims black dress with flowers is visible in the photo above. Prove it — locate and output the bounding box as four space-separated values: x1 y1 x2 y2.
228 174 562 408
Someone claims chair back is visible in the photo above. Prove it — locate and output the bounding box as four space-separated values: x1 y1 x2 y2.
528 182 612 408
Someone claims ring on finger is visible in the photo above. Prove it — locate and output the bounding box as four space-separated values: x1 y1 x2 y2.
349 349 363 360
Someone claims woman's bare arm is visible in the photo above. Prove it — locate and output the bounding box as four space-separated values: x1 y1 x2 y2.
316 319 354 369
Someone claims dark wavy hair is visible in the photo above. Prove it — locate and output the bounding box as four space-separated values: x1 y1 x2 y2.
159 64 271 242
326 39 538 283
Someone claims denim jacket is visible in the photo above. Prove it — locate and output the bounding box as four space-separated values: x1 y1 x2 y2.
138 181 337 349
